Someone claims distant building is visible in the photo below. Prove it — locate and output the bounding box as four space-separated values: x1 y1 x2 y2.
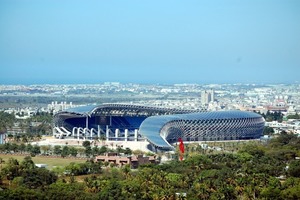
201 89 214 105
48 101 77 114
0 133 6 144
94 153 157 168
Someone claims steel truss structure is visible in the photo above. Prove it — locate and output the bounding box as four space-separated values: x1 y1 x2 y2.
53 103 200 129
53 104 265 151
139 110 265 149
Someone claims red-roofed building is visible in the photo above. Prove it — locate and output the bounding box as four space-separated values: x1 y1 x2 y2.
95 153 157 168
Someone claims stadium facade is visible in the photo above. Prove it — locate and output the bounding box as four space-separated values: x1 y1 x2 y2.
139 110 265 150
53 103 265 151
53 103 195 141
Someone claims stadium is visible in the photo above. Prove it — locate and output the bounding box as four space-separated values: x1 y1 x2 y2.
53 103 195 141
53 103 265 151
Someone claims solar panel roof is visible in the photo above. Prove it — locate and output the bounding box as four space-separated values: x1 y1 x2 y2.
139 110 262 148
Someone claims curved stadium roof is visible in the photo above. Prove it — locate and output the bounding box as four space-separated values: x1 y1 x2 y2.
55 103 197 117
53 103 200 127
53 104 264 151
63 104 98 116
139 110 264 149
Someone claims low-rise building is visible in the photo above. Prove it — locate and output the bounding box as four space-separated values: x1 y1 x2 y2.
95 153 157 168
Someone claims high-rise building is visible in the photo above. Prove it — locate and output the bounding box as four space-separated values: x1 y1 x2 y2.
201 89 214 105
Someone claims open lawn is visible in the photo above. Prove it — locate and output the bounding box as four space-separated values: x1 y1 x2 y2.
0 154 87 170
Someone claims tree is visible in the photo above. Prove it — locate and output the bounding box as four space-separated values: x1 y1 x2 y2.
269 132 298 149
263 126 275 135
21 134 29 143
82 141 91 148
31 145 41 156
69 146 78 157
92 145 99 156
121 164 131 178
20 156 36 170
21 167 57 188
40 145 50 155
0 111 15 134
116 146 123 156
53 145 62 155
86 159 102 174
287 160 300 178
263 111 283 122
98 179 123 200
124 147 132 155
287 113 300 120
0 157 5 171
85 146 92 157
19 143 26 153
61 146 69 158
46 181 94 199
122 178 143 199
281 178 300 199
260 177 282 199
0 187 44 199
25 143 33 153
238 144 265 158
1 158 21 180
99 146 108 155
65 162 89 176
77 148 85 157
10 143 19 153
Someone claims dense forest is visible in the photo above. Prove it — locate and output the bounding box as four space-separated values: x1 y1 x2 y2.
0 132 300 199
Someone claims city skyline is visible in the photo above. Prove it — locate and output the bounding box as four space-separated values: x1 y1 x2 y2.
1 0 299 85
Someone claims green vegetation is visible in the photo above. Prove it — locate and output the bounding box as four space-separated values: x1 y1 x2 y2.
0 111 15 134
287 113 300 120
0 132 300 199
259 110 284 122
0 111 52 140
28 111 53 123
0 154 86 170
264 126 275 135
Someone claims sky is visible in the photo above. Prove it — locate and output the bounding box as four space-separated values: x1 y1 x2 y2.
0 0 299 85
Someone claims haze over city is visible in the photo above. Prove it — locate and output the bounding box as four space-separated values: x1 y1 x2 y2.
1 0 299 84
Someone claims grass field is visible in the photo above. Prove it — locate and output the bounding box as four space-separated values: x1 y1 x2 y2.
0 154 87 170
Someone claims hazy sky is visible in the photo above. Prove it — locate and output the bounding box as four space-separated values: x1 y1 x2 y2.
0 0 299 84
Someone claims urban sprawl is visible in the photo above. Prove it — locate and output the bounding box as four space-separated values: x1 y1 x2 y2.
1 82 300 136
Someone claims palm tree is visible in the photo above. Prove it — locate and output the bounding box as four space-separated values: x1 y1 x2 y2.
19 143 26 154
193 183 211 200
0 157 5 171
77 148 85 157
40 145 50 155
121 164 131 179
